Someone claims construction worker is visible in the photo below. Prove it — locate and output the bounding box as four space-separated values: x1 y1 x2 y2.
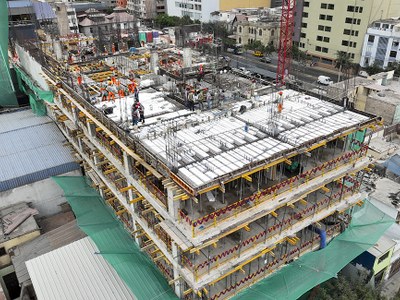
131 103 140 126
135 100 145 124
187 91 195 111
107 91 115 102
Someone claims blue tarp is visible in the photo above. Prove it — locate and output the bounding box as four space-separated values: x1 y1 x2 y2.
383 154 400 176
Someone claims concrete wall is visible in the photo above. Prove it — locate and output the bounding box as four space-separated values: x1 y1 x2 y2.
0 170 81 218
365 97 396 125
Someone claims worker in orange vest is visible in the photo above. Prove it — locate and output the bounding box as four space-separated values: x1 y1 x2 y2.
108 91 115 102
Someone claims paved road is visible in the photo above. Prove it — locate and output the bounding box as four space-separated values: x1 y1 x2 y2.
225 52 340 84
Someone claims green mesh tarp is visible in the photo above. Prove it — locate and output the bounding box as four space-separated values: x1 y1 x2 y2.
0 1 18 107
14 66 53 115
53 176 177 300
232 200 394 300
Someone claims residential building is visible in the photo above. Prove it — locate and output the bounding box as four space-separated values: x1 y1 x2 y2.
360 18 400 69
296 0 400 66
127 0 166 19
236 19 280 47
78 7 136 52
166 0 271 22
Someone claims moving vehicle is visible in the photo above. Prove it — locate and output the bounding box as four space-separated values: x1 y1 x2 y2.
253 50 264 57
317 75 333 85
260 57 272 63
227 44 244 55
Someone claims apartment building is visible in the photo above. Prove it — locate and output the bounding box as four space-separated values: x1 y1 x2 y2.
166 0 271 22
360 18 400 69
127 0 166 19
296 0 400 66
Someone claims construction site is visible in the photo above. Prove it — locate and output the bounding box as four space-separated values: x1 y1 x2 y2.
2 2 394 300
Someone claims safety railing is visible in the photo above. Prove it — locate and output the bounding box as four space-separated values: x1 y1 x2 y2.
181 178 359 278
95 130 123 162
179 144 368 237
209 223 344 300
131 164 168 207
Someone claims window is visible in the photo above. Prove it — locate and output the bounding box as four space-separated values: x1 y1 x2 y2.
378 251 390 264
301 32 306 38
350 53 355 59
390 51 397 58
346 18 361 25
319 14 326 20
315 46 322 52
325 26 331 32
239 26 242 33
323 37 330 42
299 42 305 48
393 41 399 47
301 23 307 28
342 40 348 46
348 5 363 13
238 37 241 43
368 35 375 43
0 247 6 256
317 35 323 41
344 29 359 36
303 12 308 18
321 3 327 9
328 4 334 9
259 29 262 36
304 1 309 7
327 15 333 21
318 25 324 30
322 47 328 53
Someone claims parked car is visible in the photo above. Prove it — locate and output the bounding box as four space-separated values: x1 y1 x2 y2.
317 75 333 85
238 67 251 75
358 70 369 78
260 57 272 63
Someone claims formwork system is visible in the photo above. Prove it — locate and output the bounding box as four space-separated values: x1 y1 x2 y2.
33 51 384 299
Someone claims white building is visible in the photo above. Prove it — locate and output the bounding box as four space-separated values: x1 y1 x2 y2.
166 0 271 22
361 18 400 69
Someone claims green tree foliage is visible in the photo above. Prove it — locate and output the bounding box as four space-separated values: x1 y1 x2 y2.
202 22 230 38
308 274 386 300
154 14 198 28
335 51 354 73
364 63 385 76
290 44 307 62
387 62 400 76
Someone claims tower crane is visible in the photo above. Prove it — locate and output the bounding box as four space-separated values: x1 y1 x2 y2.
276 0 296 87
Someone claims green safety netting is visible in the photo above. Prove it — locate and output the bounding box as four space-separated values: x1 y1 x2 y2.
0 1 18 107
232 200 394 300
53 176 177 300
14 66 53 115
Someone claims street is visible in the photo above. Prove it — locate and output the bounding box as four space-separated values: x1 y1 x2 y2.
225 52 340 84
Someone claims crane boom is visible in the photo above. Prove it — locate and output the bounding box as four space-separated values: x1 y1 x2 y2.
276 0 296 87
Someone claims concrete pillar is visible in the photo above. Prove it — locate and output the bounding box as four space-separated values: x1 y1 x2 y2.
183 48 192 68
172 243 182 297
167 187 180 220
150 51 159 74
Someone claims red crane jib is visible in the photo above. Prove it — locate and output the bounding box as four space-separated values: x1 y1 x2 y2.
277 0 296 87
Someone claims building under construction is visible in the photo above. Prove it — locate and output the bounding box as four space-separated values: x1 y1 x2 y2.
10 33 386 299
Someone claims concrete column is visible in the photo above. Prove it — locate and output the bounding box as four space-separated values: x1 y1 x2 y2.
172 243 182 297
167 187 179 220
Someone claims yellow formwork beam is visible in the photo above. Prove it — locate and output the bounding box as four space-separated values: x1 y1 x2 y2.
183 289 193 296
181 195 190 201
270 211 278 218
287 203 295 209
129 196 144 204
104 168 117 175
119 186 135 193
244 225 251 232
242 174 253 182
284 159 292 166
321 186 330 193
116 208 127 216
299 199 307 206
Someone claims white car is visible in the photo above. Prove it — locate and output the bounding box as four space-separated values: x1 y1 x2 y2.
317 75 333 85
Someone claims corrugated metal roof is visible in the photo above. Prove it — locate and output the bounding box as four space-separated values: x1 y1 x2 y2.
32 2 56 20
0 110 80 192
26 237 136 300
7 0 32 9
12 220 86 285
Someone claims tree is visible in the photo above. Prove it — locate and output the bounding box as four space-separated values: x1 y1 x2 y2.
335 51 354 82
290 44 307 63
245 40 265 52
387 62 400 76
364 63 385 76
308 274 387 300
264 41 276 57
154 14 197 28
